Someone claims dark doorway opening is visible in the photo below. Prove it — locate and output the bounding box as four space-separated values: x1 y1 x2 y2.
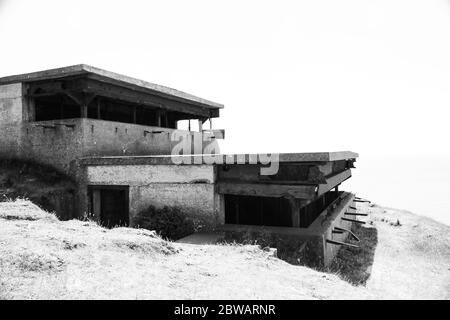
224 194 292 227
88 186 129 228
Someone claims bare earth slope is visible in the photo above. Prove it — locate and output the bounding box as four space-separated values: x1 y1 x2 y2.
0 199 449 299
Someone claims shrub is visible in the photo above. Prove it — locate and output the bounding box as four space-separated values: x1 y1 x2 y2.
135 205 195 241
222 229 308 265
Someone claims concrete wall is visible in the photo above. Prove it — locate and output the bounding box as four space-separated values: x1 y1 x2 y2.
83 119 171 156
85 164 222 229
307 192 355 267
131 184 217 228
0 84 83 174
81 118 212 157
14 117 217 175
0 83 24 158
20 119 85 174
86 164 215 184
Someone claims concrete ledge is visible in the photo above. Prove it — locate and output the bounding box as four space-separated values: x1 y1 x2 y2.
80 151 358 166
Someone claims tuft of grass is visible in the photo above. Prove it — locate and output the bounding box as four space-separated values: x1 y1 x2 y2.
107 238 177 255
7 251 65 273
62 240 87 250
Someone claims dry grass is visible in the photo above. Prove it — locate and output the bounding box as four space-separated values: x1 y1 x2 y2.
0 199 449 300
358 203 450 299
329 223 378 285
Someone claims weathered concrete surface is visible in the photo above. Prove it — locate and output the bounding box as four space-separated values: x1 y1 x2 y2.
87 164 215 185
130 184 217 228
0 83 24 159
217 161 351 185
86 163 220 229
82 119 214 158
1 119 217 179
20 119 84 174
16 118 215 175
307 192 355 267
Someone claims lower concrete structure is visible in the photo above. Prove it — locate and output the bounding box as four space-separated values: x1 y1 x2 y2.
80 152 360 267
221 192 358 267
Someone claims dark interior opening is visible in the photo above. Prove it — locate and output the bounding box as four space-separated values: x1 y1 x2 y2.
88 186 129 228
135 104 159 126
35 94 81 121
33 93 195 129
224 190 342 228
224 194 292 227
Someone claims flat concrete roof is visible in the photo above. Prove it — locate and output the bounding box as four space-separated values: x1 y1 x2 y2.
80 151 358 166
0 64 223 109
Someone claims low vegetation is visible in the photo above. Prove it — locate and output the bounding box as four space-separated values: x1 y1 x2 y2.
134 205 196 240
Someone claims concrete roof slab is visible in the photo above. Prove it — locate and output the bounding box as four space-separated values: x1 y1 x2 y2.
0 64 223 109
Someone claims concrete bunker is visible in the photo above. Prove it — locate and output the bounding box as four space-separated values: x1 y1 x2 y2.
0 65 362 268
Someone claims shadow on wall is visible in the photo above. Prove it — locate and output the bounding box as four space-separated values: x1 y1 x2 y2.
0 158 77 220
328 223 378 285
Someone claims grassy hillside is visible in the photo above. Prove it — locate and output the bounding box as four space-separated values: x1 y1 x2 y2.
1 198 449 299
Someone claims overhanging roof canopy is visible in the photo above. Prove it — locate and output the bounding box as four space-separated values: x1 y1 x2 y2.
0 64 223 118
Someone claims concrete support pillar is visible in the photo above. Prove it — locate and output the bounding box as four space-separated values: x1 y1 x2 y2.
92 189 101 222
288 197 301 227
80 104 88 118
24 91 35 122
132 106 137 123
157 110 162 127
97 99 101 119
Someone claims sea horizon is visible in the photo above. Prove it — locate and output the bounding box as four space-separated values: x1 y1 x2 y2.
346 154 450 226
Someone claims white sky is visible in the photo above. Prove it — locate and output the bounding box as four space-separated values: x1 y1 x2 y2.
1 0 450 157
